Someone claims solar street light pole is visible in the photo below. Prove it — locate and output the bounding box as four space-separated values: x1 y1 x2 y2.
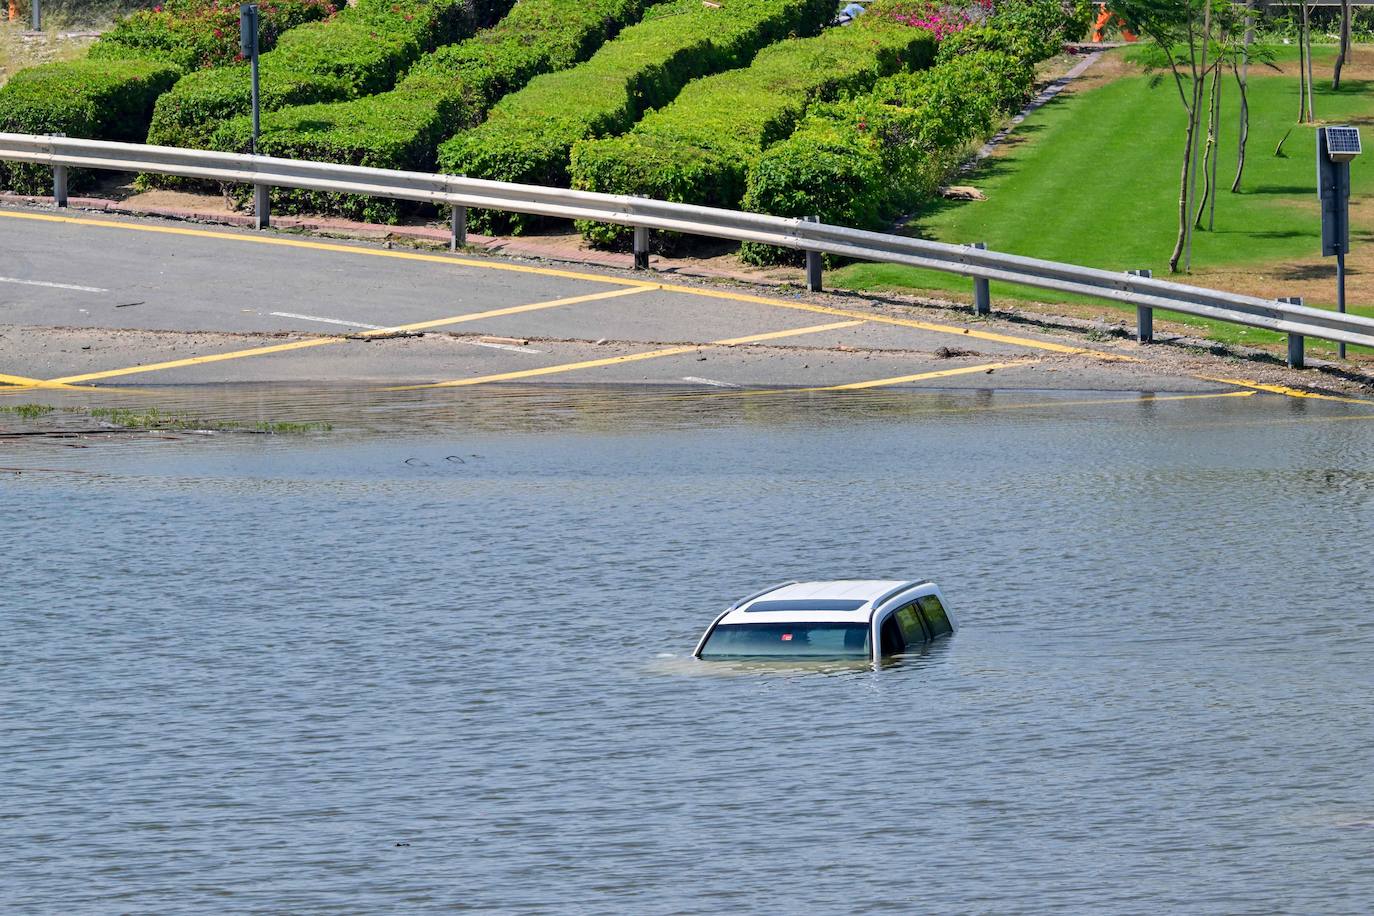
241 4 269 229
1318 126 1360 359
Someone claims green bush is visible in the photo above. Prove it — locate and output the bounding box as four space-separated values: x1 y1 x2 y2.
570 18 937 248
210 0 658 221
739 49 1034 264
936 0 1093 63
0 0 332 194
91 0 334 72
437 0 836 234
146 0 505 151
0 58 182 194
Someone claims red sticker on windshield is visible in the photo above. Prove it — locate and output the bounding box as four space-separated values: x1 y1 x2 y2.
781 633 793 641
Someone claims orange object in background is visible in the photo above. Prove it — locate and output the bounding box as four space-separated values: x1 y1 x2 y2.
7 0 19 22
1092 3 1137 42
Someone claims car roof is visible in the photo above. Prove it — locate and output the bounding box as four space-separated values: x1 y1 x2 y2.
718 579 932 625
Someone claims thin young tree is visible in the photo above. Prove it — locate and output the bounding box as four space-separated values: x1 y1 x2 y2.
1232 0 1254 191
1115 0 1216 272
1333 0 1352 89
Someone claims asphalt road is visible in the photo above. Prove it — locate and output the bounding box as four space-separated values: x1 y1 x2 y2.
0 205 1356 399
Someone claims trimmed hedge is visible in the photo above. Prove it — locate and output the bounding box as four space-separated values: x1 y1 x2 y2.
147 0 504 151
0 0 331 195
739 50 1034 264
437 0 837 234
570 18 937 248
209 0 659 222
0 58 182 194
91 0 334 72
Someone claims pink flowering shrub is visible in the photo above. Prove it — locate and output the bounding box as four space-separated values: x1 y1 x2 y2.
872 0 993 40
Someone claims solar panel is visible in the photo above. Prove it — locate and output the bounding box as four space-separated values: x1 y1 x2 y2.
1326 126 1362 162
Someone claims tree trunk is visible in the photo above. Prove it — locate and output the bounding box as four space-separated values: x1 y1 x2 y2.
1170 107 1197 272
1232 1 1253 192
1232 62 1250 191
1207 64 1221 228
1184 6 1209 273
1195 66 1221 230
1304 2 1316 121
1334 0 1352 89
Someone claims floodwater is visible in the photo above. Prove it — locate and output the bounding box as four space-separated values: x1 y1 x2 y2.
4 385 1374 913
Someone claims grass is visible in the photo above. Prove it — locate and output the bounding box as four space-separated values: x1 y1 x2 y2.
1 403 330 433
829 45 1374 355
0 402 56 419
0 20 98 87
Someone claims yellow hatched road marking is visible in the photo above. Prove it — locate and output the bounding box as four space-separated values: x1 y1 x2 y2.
0 210 652 288
1197 375 1374 405
811 361 1030 390
390 319 865 390
33 286 653 387
1 209 1139 360
654 282 1138 360
0 370 114 392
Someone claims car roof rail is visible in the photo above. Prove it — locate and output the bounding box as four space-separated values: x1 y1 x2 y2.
871 579 933 610
729 581 798 611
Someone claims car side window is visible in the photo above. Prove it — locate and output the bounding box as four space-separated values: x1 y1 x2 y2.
917 595 952 638
895 603 928 645
880 615 905 656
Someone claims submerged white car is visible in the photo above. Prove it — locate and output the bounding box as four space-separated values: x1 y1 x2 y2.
694 580 957 663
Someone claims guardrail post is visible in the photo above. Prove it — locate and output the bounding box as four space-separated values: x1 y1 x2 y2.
450 204 467 251
633 224 649 270
1279 296 1305 368
31 0 40 31
970 242 990 316
1127 269 1153 342
51 133 66 208
803 215 822 293
253 184 270 230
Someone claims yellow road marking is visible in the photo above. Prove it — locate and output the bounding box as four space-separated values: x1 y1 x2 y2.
0 370 115 392
0 209 652 289
1196 375 1374 406
810 361 1030 390
391 319 865 389
33 286 652 387
1 209 1141 361
654 282 1138 361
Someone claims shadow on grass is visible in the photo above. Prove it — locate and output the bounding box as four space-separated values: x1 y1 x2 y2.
1247 184 1316 196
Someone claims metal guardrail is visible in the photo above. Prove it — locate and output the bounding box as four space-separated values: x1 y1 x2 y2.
2 131 1370 369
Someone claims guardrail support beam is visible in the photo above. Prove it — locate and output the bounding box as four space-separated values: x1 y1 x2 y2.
1279 297 1305 368
253 184 270 230
970 242 990 316
52 164 67 208
1136 305 1153 343
1128 270 1153 343
803 215 822 292
450 205 467 251
633 225 649 270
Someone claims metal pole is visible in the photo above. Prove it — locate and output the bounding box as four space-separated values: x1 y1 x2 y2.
633 224 649 270
31 0 39 31
1128 270 1153 343
52 163 67 207
51 131 65 207
804 215 822 293
253 184 270 230
1279 297 1305 368
450 205 467 251
1337 250 1347 359
970 242 990 316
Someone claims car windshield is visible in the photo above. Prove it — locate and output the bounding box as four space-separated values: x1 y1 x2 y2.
700 622 871 659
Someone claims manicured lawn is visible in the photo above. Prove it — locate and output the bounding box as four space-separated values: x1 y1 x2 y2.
830 46 1374 353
